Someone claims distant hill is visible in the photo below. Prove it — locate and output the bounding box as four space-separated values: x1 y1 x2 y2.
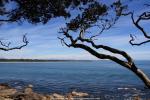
0 59 92 62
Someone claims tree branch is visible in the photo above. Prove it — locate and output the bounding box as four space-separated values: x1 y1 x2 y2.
123 11 150 45
60 29 133 68
58 1 150 88
72 43 130 68
0 34 29 51
129 34 150 46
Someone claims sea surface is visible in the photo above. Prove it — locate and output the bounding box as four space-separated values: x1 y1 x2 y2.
0 60 150 99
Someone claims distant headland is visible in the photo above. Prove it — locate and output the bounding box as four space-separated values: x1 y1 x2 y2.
0 59 92 62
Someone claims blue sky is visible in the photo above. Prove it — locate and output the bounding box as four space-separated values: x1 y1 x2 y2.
0 0 150 60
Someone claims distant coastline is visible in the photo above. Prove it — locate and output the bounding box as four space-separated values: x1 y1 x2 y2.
0 59 149 63
0 59 93 62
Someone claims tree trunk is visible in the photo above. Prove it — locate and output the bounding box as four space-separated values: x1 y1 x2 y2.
72 43 150 88
130 64 150 88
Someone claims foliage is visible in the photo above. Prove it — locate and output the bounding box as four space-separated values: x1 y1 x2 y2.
0 0 150 88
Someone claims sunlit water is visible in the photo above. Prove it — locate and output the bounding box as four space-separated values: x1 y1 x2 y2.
0 60 150 99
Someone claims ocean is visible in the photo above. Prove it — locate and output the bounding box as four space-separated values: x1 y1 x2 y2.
0 60 150 99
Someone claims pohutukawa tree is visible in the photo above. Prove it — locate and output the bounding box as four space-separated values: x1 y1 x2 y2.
0 0 150 88
0 0 93 51
58 0 150 88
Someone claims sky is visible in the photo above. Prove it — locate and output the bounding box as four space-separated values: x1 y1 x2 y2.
0 0 150 60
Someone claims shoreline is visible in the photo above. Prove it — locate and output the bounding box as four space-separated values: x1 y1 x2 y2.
0 59 94 63
0 61 93 63
0 83 143 100
0 83 90 100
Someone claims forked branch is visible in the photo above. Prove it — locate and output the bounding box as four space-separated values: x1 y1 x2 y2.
0 34 29 51
59 28 133 68
59 28 150 88
124 11 150 46
58 1 150 88
129 34 150 46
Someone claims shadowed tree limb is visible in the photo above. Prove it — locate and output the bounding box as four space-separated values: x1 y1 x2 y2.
59 28 150 88
58 1 150 88
123 11 150 46
0 34 29 51
1 0 150 88
0 15 28 51
129 34 150 46
132 12 150 39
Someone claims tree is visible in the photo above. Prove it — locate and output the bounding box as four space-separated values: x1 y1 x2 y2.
58 0 150 88
1 0 150 88
0 0 93 51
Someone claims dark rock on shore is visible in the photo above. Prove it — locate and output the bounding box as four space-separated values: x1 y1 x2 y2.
0 84 89 100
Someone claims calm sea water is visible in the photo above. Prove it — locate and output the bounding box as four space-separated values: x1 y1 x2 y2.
0 60 150 99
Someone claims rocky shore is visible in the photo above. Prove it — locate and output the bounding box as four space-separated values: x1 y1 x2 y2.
0 83 89 100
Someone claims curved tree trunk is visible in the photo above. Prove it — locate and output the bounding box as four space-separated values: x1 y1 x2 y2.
60 28 150 88
130 64 150 88
72 43 150 88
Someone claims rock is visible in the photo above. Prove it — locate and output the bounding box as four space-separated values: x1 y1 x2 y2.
0 97 6 100
22 87 46 100
0 89 17 97
17 85 52 100
45 95 54 100
24 87 33 94
52 93 65 99
13 92 46 100
66 93 74 100
133 96 141 100
0 96 13 100
71 91 88 97
29 93 45 100
1 98 13 100
0 83 90 100
41 96 47 100
0 83 10 90
10 92 24 99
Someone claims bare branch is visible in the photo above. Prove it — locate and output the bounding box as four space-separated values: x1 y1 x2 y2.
0 34 29 51
123 11 150 45
78 35 133 65
73 43 130 68
58 1 150 88
129 34 150 46
89 24 106 40
58 37 71 47
61 29 133 67
61 28 130 67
